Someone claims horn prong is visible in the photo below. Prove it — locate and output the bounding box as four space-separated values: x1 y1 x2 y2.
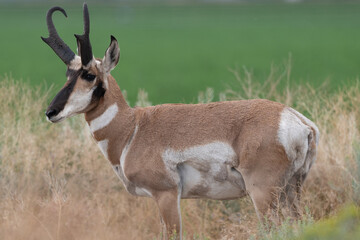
75 3 93 66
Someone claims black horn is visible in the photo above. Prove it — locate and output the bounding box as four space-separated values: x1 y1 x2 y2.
41 6 76 65
75 3 93 67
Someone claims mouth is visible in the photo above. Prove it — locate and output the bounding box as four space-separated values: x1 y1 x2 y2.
46 115 64 123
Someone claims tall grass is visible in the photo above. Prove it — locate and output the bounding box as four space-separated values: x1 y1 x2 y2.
0 65 359 239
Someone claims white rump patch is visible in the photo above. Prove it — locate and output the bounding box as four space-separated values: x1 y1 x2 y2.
288 108 320 145
278 108 311 172
89 103 118 132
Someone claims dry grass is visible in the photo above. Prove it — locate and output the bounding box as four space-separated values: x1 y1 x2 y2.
0 65 359 239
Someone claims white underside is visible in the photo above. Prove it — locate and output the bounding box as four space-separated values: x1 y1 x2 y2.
179 163 245 199
163 142 246 200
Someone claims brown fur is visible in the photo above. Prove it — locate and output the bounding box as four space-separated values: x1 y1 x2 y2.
48 42 316 240
43 6 317 238
81 74 298 239
44 62 318 239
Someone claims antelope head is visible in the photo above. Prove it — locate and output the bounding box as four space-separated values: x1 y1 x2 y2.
43 3 120 123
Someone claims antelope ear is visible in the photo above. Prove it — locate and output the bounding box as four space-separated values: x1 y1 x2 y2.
76 37 81 56
102 35 120 73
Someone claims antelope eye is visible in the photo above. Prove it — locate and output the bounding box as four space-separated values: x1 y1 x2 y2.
82 73 96 81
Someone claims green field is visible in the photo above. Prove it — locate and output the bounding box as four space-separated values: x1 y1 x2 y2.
0 2 359 104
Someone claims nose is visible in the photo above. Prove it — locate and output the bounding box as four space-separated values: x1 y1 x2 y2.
46 109 58 119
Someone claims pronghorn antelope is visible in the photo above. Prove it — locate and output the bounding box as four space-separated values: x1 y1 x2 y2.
43 3 319 239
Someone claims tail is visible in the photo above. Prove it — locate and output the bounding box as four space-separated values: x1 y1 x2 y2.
290 108 320 178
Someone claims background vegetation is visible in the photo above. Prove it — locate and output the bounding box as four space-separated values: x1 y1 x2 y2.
0 63 359 239
1 0 360 239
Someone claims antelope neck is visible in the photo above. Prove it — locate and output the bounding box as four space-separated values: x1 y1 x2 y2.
84 77 135 142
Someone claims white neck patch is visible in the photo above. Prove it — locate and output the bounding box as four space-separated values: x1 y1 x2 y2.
89 103 118 132
120 126 138 172
97 139 109 159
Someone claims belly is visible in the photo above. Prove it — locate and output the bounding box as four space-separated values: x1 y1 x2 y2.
163 141 247 200
178 163 247 200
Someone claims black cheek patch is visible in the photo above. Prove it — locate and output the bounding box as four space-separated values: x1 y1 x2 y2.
91 81 106 103
47 69 80 113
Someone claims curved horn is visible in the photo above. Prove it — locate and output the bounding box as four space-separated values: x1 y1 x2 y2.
41 6 76 65
75 3 93 67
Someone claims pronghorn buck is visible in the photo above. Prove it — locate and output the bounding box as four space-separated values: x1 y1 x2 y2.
43 3 319 239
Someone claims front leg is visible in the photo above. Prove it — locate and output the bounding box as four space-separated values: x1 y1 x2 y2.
153 188 182 240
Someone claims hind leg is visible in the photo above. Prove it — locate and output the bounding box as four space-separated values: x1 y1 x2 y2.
242 167 288 226
281 172 308 219
280 174 301 219
237 136 297 225
247 184 282 225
